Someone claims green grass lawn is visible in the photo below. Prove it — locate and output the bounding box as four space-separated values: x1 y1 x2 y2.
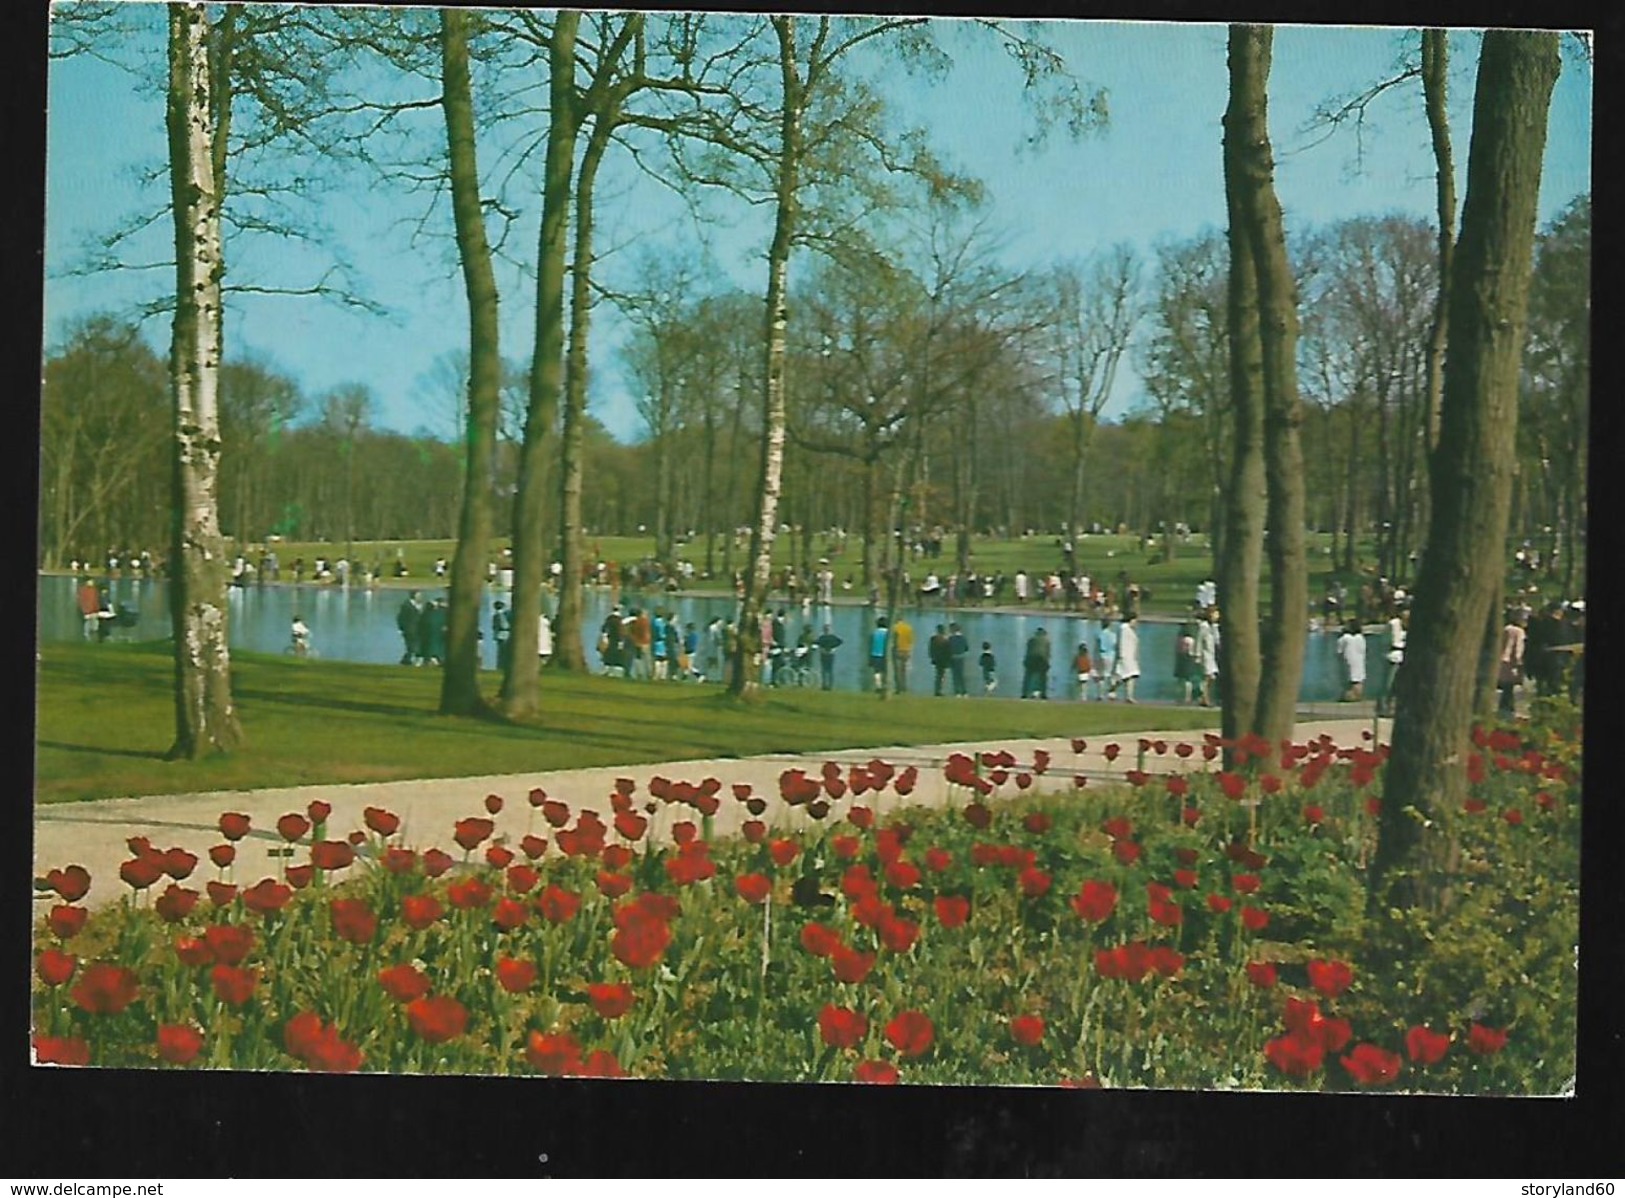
35 642 1219 803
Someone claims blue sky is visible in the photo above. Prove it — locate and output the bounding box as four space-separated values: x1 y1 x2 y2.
42 13 1593 442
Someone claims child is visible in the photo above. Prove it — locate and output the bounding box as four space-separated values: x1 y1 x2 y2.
979 642 997 693
1074 642 1093 700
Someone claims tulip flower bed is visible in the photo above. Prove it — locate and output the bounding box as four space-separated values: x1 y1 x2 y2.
32 717 1579 1092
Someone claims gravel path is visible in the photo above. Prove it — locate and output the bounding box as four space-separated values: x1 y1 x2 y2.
33 715 1389 910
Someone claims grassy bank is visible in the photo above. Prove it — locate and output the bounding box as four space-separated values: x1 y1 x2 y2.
35 642 1218 804
129 532 1371 617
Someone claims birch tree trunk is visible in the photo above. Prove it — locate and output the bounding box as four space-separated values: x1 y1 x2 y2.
554 122 612 674
439 8 502 716
1373 29 1560 913
1217 25 1267 744
165 2 240 758
729 15 801 697
503 11 577 717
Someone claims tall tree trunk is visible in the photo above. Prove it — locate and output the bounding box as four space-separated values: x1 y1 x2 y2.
439 9 502 715
555 115 614 674
1372 29 1560 912
1230 25 1307 744
703 405 717 579
503 12 578 716
1421 28 1456 457
165 2 240 758
1217 24 1268 744
730 15 801 696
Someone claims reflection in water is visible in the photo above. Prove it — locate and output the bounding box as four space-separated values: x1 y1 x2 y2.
37 574 1391 703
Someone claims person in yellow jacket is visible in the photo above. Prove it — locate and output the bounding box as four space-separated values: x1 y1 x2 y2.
891 617 915 693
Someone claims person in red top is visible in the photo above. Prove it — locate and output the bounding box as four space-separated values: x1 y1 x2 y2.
76 578 103 641
626 608 653 679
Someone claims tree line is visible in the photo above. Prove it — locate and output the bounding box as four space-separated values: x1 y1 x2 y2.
46 10 1583 916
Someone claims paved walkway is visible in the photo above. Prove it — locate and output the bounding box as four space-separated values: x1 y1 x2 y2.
33 715 1390 910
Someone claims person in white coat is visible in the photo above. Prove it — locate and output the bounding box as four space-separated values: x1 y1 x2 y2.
1111 616 1142 703
537 610 554 667
1337 620 1367 701
1196 606 1222 707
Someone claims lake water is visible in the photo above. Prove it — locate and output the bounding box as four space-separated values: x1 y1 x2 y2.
37 575 1392 704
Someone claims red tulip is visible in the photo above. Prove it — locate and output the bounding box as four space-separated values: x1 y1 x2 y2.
878 914 920 953
1264 1033 1324 1078
610 911 672 970
311 840 355 871
734 873 772 904
884 1010 934 1058
933 894 971 929
154 884 200 923
1467 1024 1509 1056
1010 1014 1045 1047
574 1049 626 1078
119 856 165 891
768 839 799 868
276 813 310 842
48 904 88 940
831 944 875 984
174 937 213 968
1303 804 1325 826
285 864 315 890
1071 880 1118 923
519 835 549 860
1207 894 1233 914
1307 958 1354 999
202 923 255 966
1022 811 1052 834
453 817 494 851
1405 1025 1451 1066
885 860 922 891
307 799 332 825
485 843 515 870
1232 873 1262 894
525 1030 583 1076
541 799 571 827
799 922 840 957
330 898 377 944
1240 906 1270 932
1341 1043 1403 1086
44 865 92 902
210 964 258 1006
241 878 293 915
484 792 504 815
208 843 235 869
401 894 444 929
378 964 433 1003
33 1035 91 1066
536 885 580 924
363 806 401 837
1018 867 1052 899
853 1059 900 1084
848 805 875 830
1111 839 1142 866
506 864 541 895
1246 961 1278 989
36 948 77 987
206 881 237 908
818 1004 868 1050
495 956 537 994
742 820 768 844
162 847 199 880
447 876 493 909
155 1024 205 1065
614 811 648 842
587 982 635 1019
218 813 251 841
406 995 468 1043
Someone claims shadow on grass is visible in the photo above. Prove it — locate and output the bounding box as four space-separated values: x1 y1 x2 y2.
37 740 169 762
